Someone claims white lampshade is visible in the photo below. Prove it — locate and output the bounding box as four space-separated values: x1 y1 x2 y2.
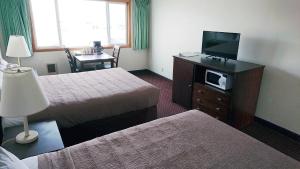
6 35 31 58
0 68 49 117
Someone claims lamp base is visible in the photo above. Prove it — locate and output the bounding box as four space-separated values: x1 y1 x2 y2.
16 130 39 144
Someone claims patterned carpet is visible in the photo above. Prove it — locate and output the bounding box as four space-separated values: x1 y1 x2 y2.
131 70 186 118
132 70 300 162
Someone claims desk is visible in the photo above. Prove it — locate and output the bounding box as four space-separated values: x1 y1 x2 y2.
74 53 115 70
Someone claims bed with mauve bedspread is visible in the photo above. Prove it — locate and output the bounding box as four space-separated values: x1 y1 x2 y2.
32 110 299 169
26 68 159 128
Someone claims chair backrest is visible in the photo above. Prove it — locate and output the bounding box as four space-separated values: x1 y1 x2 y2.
64 48 77 73
112 45 121 67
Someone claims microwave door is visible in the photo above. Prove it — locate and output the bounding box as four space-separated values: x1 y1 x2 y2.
207 72 221 85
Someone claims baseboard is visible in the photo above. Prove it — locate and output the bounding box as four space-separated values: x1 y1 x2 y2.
130 69 172 81
128 69 148 74
254 117 300 142
146 70 172 81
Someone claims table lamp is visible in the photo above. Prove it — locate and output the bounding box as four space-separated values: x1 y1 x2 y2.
6 35 31 66
0 68 49 144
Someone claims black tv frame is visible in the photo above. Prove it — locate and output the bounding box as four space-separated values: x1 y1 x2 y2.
202 31 241 61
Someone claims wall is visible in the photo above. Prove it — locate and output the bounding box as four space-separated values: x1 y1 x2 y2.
3 48 148 75
149 0 300 134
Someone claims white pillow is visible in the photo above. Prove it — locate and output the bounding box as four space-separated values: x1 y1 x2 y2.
22 157 38 169
0 51 6 90
2 117 24 129
0 60 6 90
0 147 29 169
0 59 8 66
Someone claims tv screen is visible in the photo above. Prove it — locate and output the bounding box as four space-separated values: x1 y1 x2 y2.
202 31 240 60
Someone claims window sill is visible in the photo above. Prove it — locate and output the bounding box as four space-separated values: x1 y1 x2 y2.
33 44 131 52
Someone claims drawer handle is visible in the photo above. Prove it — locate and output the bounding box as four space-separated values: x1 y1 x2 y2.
216 108 221 111
196 98 201 102
198 90 204 94
196 107 200 110
217 97 222 101
188 84 192 88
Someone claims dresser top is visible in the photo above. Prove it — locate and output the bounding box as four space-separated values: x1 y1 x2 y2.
174 55 265 73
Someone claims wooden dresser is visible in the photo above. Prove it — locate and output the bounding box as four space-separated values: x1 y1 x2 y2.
172 55 265 129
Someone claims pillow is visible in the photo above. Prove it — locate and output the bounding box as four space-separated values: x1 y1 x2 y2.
2 117 24 129
0 59 8 66
0 70 2 98
0 58 7 90
22 157 38 169
0 147 29 169
0 54 6 91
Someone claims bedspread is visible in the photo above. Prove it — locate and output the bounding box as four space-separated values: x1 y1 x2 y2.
29 68 159 128
38 110 300 169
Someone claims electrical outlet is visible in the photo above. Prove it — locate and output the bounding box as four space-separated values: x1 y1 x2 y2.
47 63 58 74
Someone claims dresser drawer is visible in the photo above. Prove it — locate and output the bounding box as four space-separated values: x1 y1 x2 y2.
192 83 230 121
193 83 230 106
193 99 228 121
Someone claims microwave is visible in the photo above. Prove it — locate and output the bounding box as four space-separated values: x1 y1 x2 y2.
205 70 233 90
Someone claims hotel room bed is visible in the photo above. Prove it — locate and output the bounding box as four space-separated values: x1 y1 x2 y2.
2 68 159 129
22 110 299 169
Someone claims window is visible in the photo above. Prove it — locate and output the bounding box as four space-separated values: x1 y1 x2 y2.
30 0 130 51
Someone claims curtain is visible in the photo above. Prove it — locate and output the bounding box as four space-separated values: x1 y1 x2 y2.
133 0 150 50
0 0 32 53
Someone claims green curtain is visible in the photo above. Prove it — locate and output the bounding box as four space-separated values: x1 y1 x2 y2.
0 0 32 53
133 0 150 50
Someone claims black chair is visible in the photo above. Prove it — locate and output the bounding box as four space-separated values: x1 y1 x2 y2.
96 45 121 70
65 48 96 72
112 45 121 68
64 48 79 73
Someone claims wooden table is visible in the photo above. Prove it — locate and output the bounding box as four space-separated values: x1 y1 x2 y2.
2 121 64 159
74 53 115 71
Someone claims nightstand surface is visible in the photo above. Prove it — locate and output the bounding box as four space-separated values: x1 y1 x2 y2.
2 121 64 159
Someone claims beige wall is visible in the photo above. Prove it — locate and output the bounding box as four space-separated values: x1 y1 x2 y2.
149 0 300 134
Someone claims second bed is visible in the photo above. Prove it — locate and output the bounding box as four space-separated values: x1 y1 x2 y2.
3 68 160 129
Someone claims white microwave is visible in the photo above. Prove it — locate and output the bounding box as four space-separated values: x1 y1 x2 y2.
205 70 233 90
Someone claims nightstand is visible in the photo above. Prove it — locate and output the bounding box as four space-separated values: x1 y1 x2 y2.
1 121 64 159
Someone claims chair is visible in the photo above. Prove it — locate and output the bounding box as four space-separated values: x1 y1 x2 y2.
64 48 78 73
112 45 121 67
96 45 121 70
65 48 96 72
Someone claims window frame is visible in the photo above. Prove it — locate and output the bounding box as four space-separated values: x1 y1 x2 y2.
29 0 131 52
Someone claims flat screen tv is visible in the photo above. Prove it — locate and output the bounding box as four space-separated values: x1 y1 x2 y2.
202 31 240 60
